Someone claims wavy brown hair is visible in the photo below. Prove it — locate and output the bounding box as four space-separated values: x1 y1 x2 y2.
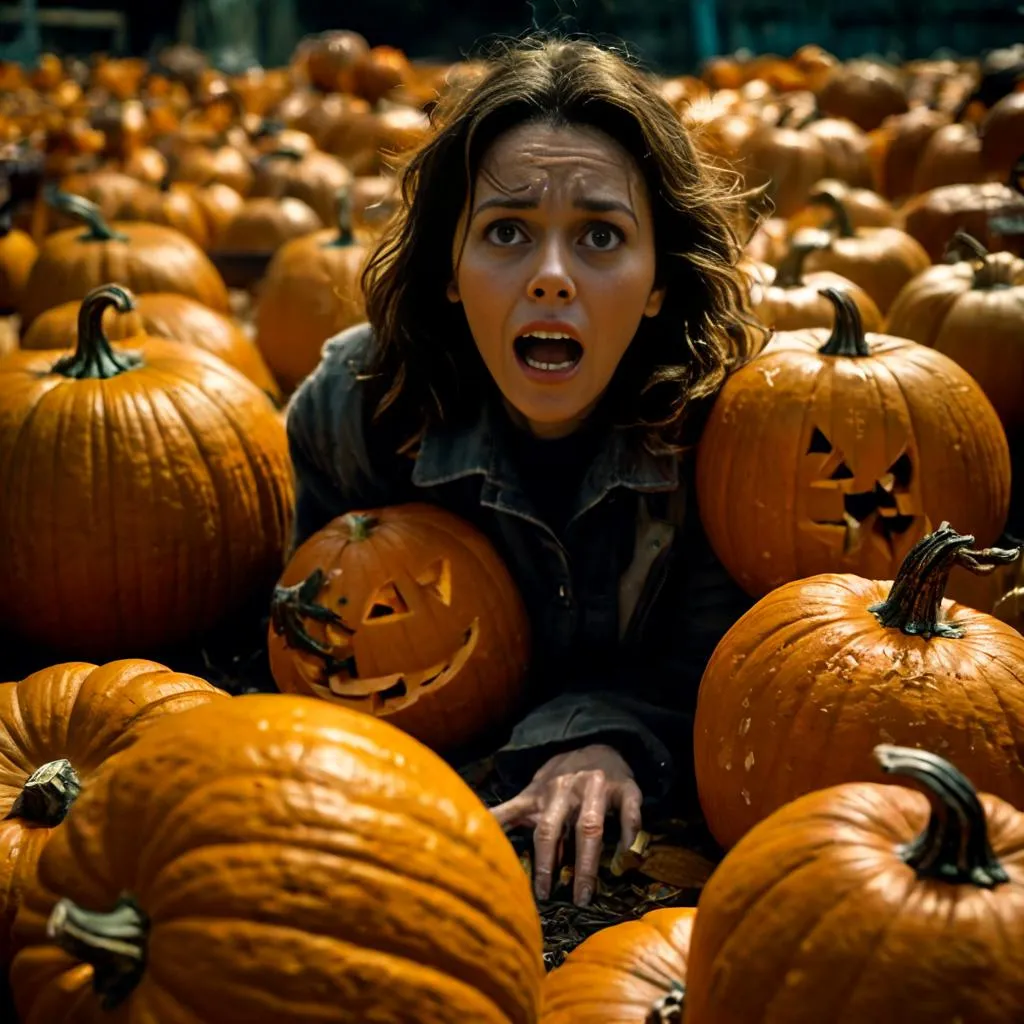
361 37 766 453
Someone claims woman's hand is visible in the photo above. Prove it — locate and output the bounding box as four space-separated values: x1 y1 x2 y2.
491 744 643 907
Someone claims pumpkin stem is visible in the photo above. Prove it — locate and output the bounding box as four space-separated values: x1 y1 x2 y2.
817 288 870 357
43 185 128 242
645 981 685 1023
946 230 990 264
874 744 1009 888
325 187 354 248
868 522 1020 638
46 895 148 1010
266 146 305 163
807 190 855 238
52 284 143 380
773 237 829 288
343 511 378 541
4 759 81 826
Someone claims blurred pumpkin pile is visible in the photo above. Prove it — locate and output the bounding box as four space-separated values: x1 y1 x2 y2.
2 27 1024 1024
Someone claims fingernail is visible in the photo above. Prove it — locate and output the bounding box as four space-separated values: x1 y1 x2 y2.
577 886 592 907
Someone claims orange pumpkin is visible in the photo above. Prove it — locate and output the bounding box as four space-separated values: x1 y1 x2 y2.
21 291 281 403
303 29 371 93
0 284 292 658
10 694 544 1024
817 60 909 131
216 195 323 253
18 188 229 328
802 117 873 187
981 92 1024 184
686 745 1024 1023
885 235 1024 434
540 908 695 1024
910 122 986 194
251 147 353 226
0 199 37 313
255 192 367 391
268 505 530 751
738 122 828 219
799 193 931 312
0 660 223 967
866 107 950 201
787 179 896 233
115 178 210 248
696 290 1010 597
694 523 1023 851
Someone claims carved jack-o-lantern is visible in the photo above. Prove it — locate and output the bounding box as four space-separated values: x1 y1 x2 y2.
267 505 530 751
697 289 1010 597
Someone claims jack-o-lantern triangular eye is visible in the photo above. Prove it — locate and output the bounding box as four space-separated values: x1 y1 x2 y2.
364 581 411 623
416 558 452 606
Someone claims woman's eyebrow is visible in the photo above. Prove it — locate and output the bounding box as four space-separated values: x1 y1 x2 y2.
470 195 638 225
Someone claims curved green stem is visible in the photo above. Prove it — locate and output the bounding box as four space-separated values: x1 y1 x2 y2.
875 744 1009 888
947 230 990 265
52 284 142 380
868 522 1020 638
817 288 870 357
343 511 378 540
44 185 127 242
774 238 829 288
807 190 855 238
324 186 355 248
4 759 80 826
46 895 148 1010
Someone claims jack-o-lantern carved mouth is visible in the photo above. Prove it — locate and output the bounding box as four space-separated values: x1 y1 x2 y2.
804 427 920 555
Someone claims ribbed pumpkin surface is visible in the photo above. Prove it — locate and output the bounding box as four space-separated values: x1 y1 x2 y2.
11 695 545 1024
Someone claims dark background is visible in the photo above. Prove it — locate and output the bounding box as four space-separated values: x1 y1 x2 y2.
0 0 1021 75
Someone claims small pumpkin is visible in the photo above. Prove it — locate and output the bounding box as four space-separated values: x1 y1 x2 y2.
686 745 1024 1023
738 122 828 220
696 290 1011 597
10 694 544 1024
801 117 873 188
787 179 896 234
0 660 223 967
250 146 353 226
0 283 292 657
268 504 530 752
910 122 986 194
18 189 229 328
885 234 1024 434
216 195 323 254
750 238 883 331
817 60 909 132
175 179 245 248
980 92 1024 184
115 177 210 248
21 291 281 403
255 190 367 391
0 199 37 313
540 908 695 1024
798 191 931 312
169 137 254 196
303 29 371 93
694 523 1023 851
866 107 950 201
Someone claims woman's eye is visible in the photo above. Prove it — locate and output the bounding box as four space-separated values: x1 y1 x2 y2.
582 223 624 250
486 221 527 245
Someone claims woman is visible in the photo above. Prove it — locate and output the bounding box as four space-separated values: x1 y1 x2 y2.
287 38 764 908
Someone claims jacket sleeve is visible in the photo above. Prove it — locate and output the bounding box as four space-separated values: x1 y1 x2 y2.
494 514 752 811
285 323 394 551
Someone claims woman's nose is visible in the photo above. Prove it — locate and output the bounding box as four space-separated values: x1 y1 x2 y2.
526 239 576 302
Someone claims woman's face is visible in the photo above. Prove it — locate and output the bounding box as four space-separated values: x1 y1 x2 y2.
449 120 665 438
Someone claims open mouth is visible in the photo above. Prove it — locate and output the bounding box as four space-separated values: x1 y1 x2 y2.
514 333 584 374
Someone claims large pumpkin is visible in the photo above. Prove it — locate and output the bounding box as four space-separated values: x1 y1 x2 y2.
10 694 544 1024
686 745 1024 1023
0 660 223 967
255 190 367 392
885 234 1024 434
694 522 1023 850
18 188 229 328
216 195 323 253
0 283 293 658
268 505 530 751
21 291 282 403
540 908 695 1024
696 289 1010 597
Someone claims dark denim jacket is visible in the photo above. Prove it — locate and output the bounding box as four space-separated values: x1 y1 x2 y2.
286 324 753 808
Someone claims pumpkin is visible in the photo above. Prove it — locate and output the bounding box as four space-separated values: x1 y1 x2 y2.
910 122 986 194
696 289 1011 597
10 694 544 1024
18 189 229 328
686 745 1024 1023
321 103 431 176
796 192 931 313
0 199 37 313
350 173 400 240
866 107 950 201
54 169 147 226
737 122 828 220
540 908 695 1024
169 138 254 196
900 167 1024 262
268 505 530 752
21 291 281 403
0 660 223 967
250 146 353 226
115 177 210 248
885 234 1024 434
694 523 1023 851
119 145 169 187
817 60 909 132
801 117 872 187
255 191 367 391
175 179 244 248
980 92 1024 184
750 239 883 331
216 195 323 253
787 179 896 233
304 29 371 93
0 283 292 657
351 45 413 104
